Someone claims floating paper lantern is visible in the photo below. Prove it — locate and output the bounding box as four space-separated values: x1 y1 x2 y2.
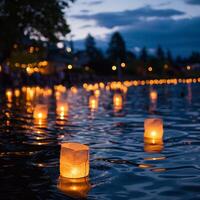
94 89 100 98
150 90 157 102
89 95 98 111
57 177 91 199
56 101 68 119
60 143 89 178
144 118 163 142
113 93 123 111
6 89 12 102
33 104 48 126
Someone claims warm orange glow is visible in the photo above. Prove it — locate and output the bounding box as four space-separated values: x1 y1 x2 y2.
33 104 48 120
144 139 164 153
6 89 12 102
89 95 98 111
56 101 68 119
94 89 100 98
60 143 90 178
14 89 20 98
57 177 91 199
150 90 158 102
144 118 163 141
70 86 78 94
113 94 123 111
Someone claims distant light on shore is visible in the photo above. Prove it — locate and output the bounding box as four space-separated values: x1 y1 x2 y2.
112 65 117 71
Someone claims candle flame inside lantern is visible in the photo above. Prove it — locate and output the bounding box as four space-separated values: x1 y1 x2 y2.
57 177 91 199
89 96 98 111
60 143 89 179
113 94 123 112
144 118 163 141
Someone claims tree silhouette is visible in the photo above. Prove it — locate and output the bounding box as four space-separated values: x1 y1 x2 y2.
84 34 104 74
0 0 74 62
107 32 126 63
140 47 148 62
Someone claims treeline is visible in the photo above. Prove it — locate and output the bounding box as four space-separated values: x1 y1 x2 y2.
76 32 200 77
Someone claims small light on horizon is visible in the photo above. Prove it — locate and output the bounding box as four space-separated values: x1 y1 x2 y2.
112 65 117 71
121 62 126 68
66 47 72 53
148 67 153 72
187 65 191 71
57 42 64 49
68 64 73 70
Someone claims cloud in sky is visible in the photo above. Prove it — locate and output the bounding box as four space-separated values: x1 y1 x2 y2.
82 0 103 6
70 3 200 55
72 6 185 28
186 0 200 5
119 17 200 56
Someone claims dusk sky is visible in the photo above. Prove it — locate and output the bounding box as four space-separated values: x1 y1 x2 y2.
66 0 200 56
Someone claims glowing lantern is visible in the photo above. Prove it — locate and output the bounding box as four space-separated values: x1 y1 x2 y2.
60 143 89 178
94 89 100 98
144 118 163 142
6 89 12 102
89 95 98 111
70 86 78 94
14 89 20 98
56 101 68 119
33 104 48 125
150 90 157 102
57 177 91 199
113 93 123 112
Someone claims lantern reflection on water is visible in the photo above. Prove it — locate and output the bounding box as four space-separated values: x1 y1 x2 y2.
60 143 89 179
33 104 48 126
113 93 123 112
89 95 98 111
57 177 91 199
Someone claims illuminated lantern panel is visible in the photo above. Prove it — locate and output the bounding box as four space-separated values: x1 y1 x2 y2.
113 93 123 111
56 101 68 119
57 177 91 199
6 89 13 102
33 104 48 120
60 143 90 179
150 90 158 102
89 96 98 111
144 118 163 142
94 89 100 98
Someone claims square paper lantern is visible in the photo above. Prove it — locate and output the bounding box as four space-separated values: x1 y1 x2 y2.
33 104 48 120
56 101 68 119
60 143 89 178
57 177 91 199
144 118 163 142
113 94 123 112
89 95 98 111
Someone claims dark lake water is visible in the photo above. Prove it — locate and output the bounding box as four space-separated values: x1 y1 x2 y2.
0 81 200 200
